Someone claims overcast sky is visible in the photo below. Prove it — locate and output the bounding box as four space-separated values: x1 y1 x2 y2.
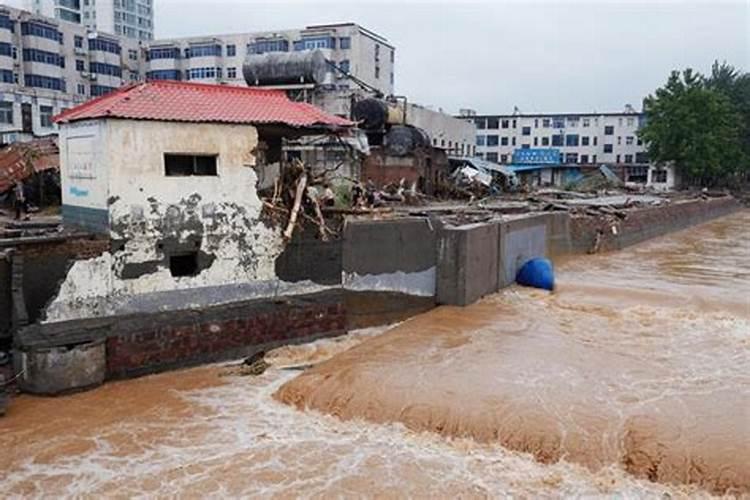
8 0 748 113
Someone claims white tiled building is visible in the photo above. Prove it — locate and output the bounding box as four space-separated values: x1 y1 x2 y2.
0 4 143 142
461 108 678 189
21 0 154 40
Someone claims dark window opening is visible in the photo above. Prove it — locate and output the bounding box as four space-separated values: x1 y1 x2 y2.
164 154 218 176
169 252 199 277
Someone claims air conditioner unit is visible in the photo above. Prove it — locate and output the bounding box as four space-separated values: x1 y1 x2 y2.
74 47 86 56
81 71 89 77
89 73 97 81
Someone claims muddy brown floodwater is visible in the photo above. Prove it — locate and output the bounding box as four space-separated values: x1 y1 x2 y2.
1 211 748 497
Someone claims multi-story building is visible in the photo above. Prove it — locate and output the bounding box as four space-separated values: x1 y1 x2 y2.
144 23 395 99
461 108 678 189
0 4 144 142
22 0 154 41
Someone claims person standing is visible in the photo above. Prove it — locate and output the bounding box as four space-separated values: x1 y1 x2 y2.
13 181 28 220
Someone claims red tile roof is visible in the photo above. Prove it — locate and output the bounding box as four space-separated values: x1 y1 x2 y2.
54 81 353 129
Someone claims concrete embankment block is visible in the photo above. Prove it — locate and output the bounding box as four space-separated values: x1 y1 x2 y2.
437 221 499 306
14 338 106 395
343 217 438 297
497 215 550 288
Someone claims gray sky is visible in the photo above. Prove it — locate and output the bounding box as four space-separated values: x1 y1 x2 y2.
8 0 748 113
153 0 748 114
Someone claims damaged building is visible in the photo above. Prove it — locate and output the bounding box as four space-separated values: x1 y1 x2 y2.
48 79 351 322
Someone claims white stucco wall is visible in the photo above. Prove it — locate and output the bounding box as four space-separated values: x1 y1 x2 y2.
60 120 110 212
46 118 286 322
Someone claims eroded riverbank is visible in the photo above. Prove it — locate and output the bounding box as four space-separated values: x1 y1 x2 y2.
277 211 750 495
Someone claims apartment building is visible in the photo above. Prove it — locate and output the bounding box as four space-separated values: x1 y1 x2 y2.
0 5 143 142
21 0 154 40
460 108 674 187
144 23 395 98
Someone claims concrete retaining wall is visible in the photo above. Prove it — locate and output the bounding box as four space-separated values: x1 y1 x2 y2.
437 222 499 306
498 215 549 288
343 218 438 297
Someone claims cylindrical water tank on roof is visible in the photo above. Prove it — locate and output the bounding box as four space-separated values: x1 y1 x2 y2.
385 125 431 157
352 98 405 131
243 49 330 86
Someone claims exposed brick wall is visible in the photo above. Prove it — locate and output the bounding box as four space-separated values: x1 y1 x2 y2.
569 197 741 254
105 292 346 379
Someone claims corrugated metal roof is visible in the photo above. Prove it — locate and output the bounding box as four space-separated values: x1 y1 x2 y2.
0 137 59 193
54 80 353 129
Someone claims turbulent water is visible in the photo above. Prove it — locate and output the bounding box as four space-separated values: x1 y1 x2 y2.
2 211 749 497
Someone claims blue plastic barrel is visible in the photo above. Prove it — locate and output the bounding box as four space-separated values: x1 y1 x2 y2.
516 258 555 291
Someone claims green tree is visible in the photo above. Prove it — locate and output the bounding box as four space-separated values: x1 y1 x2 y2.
639 68 745 187
707 61 750 168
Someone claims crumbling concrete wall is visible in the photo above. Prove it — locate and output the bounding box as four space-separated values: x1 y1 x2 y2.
46 120 286 322
343 218 438 297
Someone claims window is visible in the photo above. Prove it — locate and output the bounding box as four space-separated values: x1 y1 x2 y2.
339 59 350 73
0 42 10 57
339 37 351 49
486 135 498 146
293 36 335 51
169 252 199 277
148 47 180 60
541 137 549 146
165 154 218 176
567 117 579 127
501 119 509 129
616 154 621 163
636 152 649 163
0 70 15 83
552 118 565 128
476 135 485 146
624 154 633 164
226 44 236 57
249 39 289 54
88 38 121 55
626 136 634 145
90 62 122 77
486 152 498 162
475 118 486 129
521 144 530 149
0 101 13 124
40 105 54 128
592 154 597 163
501 137 508 146
617 136 622 145
580 154 589 164
76 59 85 71
652 169 667 183
146 69 181 80
637 138 643 146
59 10 80 23
512 119 517 128
487 117 499 129
627 117 635 126
187 44 221 58
593 137 598 146
21 22 63 43
565 153 578 164
390 49 394 63
77 83 86 95
375 66 380 79
500 154 508 163
511 137 516 146
533 137 538 146
475 153 484 159
522 126 531 136
185 67 222 80
582 118 590 127
627 166 648 183
0 14 13 32
227 67 237 79
542 118 551 128
604 125 614 135
534 119 539 128
90 85 117 97
25 74 65 92
603 144 613 153
565 134 579 147
581 136 590 146
551 134 563 146
23 49 65 67
129 49 138 60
